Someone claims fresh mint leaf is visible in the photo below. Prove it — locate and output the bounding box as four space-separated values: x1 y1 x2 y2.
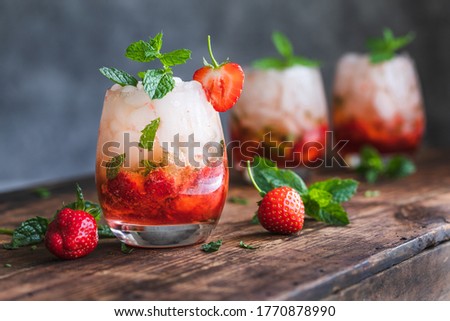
356 146 415 182
99 67 138 86
143 69 175 99
125 40 158 62
384 156 416 178
247 156 308 196
253 31 320 70
308 189 333 207
3 217 49 249
252 57 286 69
160 49 192 67
290 56 320 67
356 146 384 183
106 153 126 180
317 202 350 226
250 213 260 225
239 241 258 250
309 178 358 203
272 31 293 58
139 118 160 151
98 224 116 238
149 32 163 52
121 243 134 254
34 187 51 199
366 28 414 64
201 239 222 253
228 196 248 205
140 159 158 175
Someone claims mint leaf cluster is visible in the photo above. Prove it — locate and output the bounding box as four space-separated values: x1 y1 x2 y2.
139 117 160 151
253 31 320 70
100 33 192 99
1 185 115 249
357 146 416 183
366 28 414 64
247 157 358 225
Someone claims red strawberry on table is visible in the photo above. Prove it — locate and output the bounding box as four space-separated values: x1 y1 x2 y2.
45 208 98 260
193 35 244 112
257 186 305 234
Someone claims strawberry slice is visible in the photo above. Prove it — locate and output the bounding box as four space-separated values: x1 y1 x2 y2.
193 36 244 112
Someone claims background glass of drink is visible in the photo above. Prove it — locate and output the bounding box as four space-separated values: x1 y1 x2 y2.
332 53 425 156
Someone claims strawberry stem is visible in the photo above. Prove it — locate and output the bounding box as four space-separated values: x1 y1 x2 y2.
207 35 220 68
0 228 14 235
247 160 264 195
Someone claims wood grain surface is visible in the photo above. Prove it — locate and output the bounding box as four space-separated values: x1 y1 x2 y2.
0 151 449 300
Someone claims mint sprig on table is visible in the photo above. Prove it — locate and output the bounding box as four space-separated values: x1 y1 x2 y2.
366 28 414 64
253 31 320 69
356 146 416 183
201 239 223 253
100 33 192 99
1 184 115 249
247 157 358 226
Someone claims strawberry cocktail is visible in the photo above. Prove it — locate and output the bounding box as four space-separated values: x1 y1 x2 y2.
333 29 425 155
230 32 328 170
96 34 243 247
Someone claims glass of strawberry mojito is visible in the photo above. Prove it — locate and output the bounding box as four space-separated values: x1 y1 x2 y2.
332 29 425 156
96 35 243 247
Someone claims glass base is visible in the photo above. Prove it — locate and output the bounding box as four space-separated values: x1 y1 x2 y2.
108 221 215 248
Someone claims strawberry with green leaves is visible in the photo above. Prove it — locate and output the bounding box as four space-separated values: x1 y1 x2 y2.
248 157 358 234
193 36 244 112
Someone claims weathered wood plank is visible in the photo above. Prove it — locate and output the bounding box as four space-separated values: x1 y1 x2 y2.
0 151 449 300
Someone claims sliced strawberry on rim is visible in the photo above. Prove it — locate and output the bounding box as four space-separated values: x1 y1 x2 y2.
193 36 244 112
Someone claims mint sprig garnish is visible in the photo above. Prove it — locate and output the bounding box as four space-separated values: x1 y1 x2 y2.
139 118 160 151
356 146 416 183
1 185 115 249
247 157 358 225
366 28 414 64
100 33 192 99
239 241 258 250
253 31 320 70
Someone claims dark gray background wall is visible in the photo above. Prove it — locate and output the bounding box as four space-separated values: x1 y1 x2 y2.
1 0 449 192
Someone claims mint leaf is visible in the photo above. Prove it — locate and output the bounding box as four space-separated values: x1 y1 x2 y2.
121 243 134 254
247 156 308 196
239 241 258 250
149 32 163 52
316 202 350 226
106 153 126 180
309 178 358 203
98 224 116 238
64 184 102 221
357 146 384 183
3 217 49 249
160 49 192 67
34 187 51 199
251 213 260 225
384 156 416 178
139 118 160 151
252 57 286 69
99 67 138 86
290 56 320 67
308 189 333 207
201 239 222 253
253 31 320 69
272 31 293 58
125 40 158 62
143 69 175 99
366 28 414 64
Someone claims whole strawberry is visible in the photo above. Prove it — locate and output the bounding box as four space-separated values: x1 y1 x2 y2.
193 35 244 112
45 208 98 260
258 186 305 234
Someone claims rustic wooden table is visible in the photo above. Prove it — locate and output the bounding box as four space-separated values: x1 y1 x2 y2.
0 151 449 300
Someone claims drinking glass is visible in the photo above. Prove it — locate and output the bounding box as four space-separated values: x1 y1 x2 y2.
96 78 228 248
